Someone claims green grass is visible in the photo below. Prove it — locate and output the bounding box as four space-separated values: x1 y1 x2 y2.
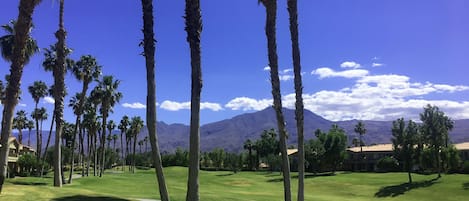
1 167 468 201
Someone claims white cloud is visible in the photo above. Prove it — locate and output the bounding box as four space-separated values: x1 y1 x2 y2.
122 102 146 109
160 100 223 111
43 96 55 104
340 61 361 69
225 97 271 111
201 102 223 111
232 72 469 121
18 103 26 107
311 67 369 79
263 66 295 82
279 75 294 81
372 63 384 67
263 66 270 71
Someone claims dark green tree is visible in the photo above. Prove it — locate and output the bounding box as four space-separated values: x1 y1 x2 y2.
391 118 419 183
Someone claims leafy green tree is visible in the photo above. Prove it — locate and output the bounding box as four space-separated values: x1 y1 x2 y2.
184 0 203 199
256 129 280 158
17 153 38 176
13 110 28 144
209 148 225 170
304 138 325 173
0 0 42 193
258 0 292 199
391 118 419 183
321 125 347 173
420 104 454 178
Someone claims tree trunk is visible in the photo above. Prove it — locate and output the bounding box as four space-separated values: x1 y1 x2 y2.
132 135 137 173
261 1 291 200
69 81 88 183
53 0 66 187
121 131 125 171
184 0 203 200
40 113 55 177
93 131 97 176
80 125 85 177
287 0 305 200
0 0 40 194
100 113 107 177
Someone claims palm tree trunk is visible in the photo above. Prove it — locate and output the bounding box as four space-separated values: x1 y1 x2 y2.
132 135 137 173
68 82 88 183
80 125 85 177
40 113 54 177
287 0 305 200
184 0 203 200
93 131 97 176
52 0 66 187
120 131 125 171
100 114 107 177
0 0 41 194
35 103 41 161
260 1 291 200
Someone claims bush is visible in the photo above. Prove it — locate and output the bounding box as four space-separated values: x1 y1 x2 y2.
461 161 469 174
376 156 400 172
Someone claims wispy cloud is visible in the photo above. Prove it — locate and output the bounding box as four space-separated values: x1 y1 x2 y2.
43 96 55 104
340 61 361 69
311 67 369 79
160 100 223 111
122 102 146 109
225 97 271 111
18 103 26 107
372 63 384 67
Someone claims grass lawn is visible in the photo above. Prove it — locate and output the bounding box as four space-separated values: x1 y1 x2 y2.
1 167 468 201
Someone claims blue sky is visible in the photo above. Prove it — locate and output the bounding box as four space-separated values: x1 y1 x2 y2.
1 0 469 127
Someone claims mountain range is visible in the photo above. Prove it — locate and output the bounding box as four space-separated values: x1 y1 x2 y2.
16 107 469 153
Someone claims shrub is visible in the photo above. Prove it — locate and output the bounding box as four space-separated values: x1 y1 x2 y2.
461 161 469 174
376 156 400 172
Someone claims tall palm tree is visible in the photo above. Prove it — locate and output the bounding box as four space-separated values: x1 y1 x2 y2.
0 20 39 63
129 116 144 173
13 110 28 144
287 0 305 199
118 115 130 171
52 0 67 187
107 120 116 148
31 107 47 158
112 134 118 151
354 121 367 153
82 102 100 177
259 1 291 200
184 0 203 200
40 86 57 177
95 75 122 177
26 119 34 146
140 1 170 199
0 0 42 194
68 55 100 183
28 80 48 159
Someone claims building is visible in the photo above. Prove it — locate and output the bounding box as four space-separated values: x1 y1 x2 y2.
0 136 36 177
344 142 469 172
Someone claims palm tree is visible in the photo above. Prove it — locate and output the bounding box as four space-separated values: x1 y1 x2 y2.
243 139 254 170
112 134 118 151
82 102 100 176
129 116 144 173
287 1 305 199
138 140 144 154
107 120 116 148
184 0 203 200
13 110 28 144
26 119 34 146
28 80 48 159
354 121 367 153
67 55 100 183
31 107 47 159
118 115 130 171
140 1 170 199
259 1 291 200
52 0 67 187
0 0 42 193
40 86 56 177
95 75 122 177
143 136 148 153
0 20 39 63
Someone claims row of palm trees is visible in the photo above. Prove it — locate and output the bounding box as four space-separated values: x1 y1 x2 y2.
1 1 307 201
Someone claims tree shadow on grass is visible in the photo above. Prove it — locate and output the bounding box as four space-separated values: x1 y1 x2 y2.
375 178 440 198
51 195 131 201
463 182 469 190
267 172 336 182
216 173 234 177
9 181 47 186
